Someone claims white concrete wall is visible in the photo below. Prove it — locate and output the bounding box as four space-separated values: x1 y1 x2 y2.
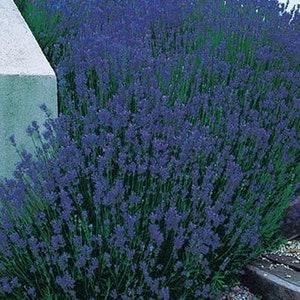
278 0 300 12
0 0 57 179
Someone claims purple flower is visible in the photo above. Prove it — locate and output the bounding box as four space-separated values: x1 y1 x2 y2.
51 235 65 251
1 278 12 294
9 233 26 249
55 273 75 292
75 255 87 268
149 224 164 247
27 287 36 296
73 235 82 247
58 252 70 271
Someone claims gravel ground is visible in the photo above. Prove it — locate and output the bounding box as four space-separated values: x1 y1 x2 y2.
221 284 262 300
269 239 300 258
221 238 300 300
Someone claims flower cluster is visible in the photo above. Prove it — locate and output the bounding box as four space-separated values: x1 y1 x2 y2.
2 0 300 298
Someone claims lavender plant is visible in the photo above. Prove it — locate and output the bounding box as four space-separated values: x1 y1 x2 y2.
2 0 300 298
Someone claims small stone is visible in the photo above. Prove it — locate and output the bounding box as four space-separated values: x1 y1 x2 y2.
232 286 240 292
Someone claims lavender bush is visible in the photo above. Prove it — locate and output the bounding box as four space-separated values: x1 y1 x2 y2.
2 0 300 298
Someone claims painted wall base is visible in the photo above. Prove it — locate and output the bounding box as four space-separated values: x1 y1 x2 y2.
0 0 57 179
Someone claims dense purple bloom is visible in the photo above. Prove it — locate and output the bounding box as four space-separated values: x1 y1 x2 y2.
2 0 300 298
